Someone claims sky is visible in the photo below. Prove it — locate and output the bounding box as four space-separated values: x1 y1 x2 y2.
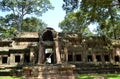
40 0 66 32
0 0 66 32
0 0 96 32
40 0 96 32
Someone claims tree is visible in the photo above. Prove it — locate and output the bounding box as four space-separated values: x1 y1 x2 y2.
63 0 120 13
62 0 78 13
0 0 53 31
59 11 93 36
97 13 120 39
22 17 47 32
62 0 120 39
0 26 16 38
0 14 47 37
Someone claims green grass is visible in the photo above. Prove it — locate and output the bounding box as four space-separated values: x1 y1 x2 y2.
0 74 120 79
77 74 120 79
0 76 23 79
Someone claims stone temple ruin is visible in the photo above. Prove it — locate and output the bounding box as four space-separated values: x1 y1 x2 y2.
0 27 120 78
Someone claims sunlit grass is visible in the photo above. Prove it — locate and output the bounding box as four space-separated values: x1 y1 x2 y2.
77 74 120 79
0 76 23 79
0 74 120 79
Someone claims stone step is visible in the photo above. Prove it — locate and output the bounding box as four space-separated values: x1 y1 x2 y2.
23 75 75 79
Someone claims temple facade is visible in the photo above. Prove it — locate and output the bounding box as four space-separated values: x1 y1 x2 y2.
0 27 120 74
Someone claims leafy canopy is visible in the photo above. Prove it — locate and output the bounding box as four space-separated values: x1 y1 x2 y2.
0 0 53 31
0 14 47 37
59 11 93 36
62 0 120 39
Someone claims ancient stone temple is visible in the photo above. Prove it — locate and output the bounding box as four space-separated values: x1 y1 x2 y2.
0 27 120 77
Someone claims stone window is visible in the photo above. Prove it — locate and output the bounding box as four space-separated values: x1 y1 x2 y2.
96 55 101 62
75 54 82 61
68 54 73 61
15 55 20 63
87 55 93 62
104 55 109 62
114 56 119 62
2 57 8 64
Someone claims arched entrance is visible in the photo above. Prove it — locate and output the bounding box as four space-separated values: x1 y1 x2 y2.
38 28 61 64
42 30 55 64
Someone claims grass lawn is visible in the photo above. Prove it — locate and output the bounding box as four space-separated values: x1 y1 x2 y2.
0 76 23 79
0 74 120 79
77 74 120 79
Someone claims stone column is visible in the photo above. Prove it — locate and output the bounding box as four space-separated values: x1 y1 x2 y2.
93 53 97 64
54 33 61 64
10 54 15 65
64 46 68 63
38 41 45 64
0 55 2 65
110 52 114 64
101 53 105 65
82 50 87 63
20 54 24 64
30 48 34 64
73 52 75 62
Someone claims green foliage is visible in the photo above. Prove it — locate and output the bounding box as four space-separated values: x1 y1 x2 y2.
0 14 47 37
0 27 16 38
59 11 93 36
62 0 120 39
62 0 78 13
22 17 47 32
0 0 53 31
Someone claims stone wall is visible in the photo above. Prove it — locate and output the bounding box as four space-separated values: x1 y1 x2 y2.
23 64 75 79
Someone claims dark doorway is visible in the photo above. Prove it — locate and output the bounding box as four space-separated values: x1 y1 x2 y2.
42 30 54 41
75 54 82 61
96 55 101 62
68 54 73 62
15 55 20 63
24 54 30 63
2 57 7 64
104 55 109 62
87 55 93 62
115 56 119 62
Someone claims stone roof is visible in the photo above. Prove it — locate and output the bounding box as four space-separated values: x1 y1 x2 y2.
15 32 39 38
0 47 11 52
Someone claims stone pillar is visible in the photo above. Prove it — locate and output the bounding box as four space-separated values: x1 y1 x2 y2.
30 48 34 64
38 41 45 64
10 54 15 65
54 33 61 64
73 52 75 62
20 54 24 64
110 52 114 64
8 57 10 64
0 55 2 65
93 53 97 64
101 53 105 65
64 46 68 63
82 50 87 63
